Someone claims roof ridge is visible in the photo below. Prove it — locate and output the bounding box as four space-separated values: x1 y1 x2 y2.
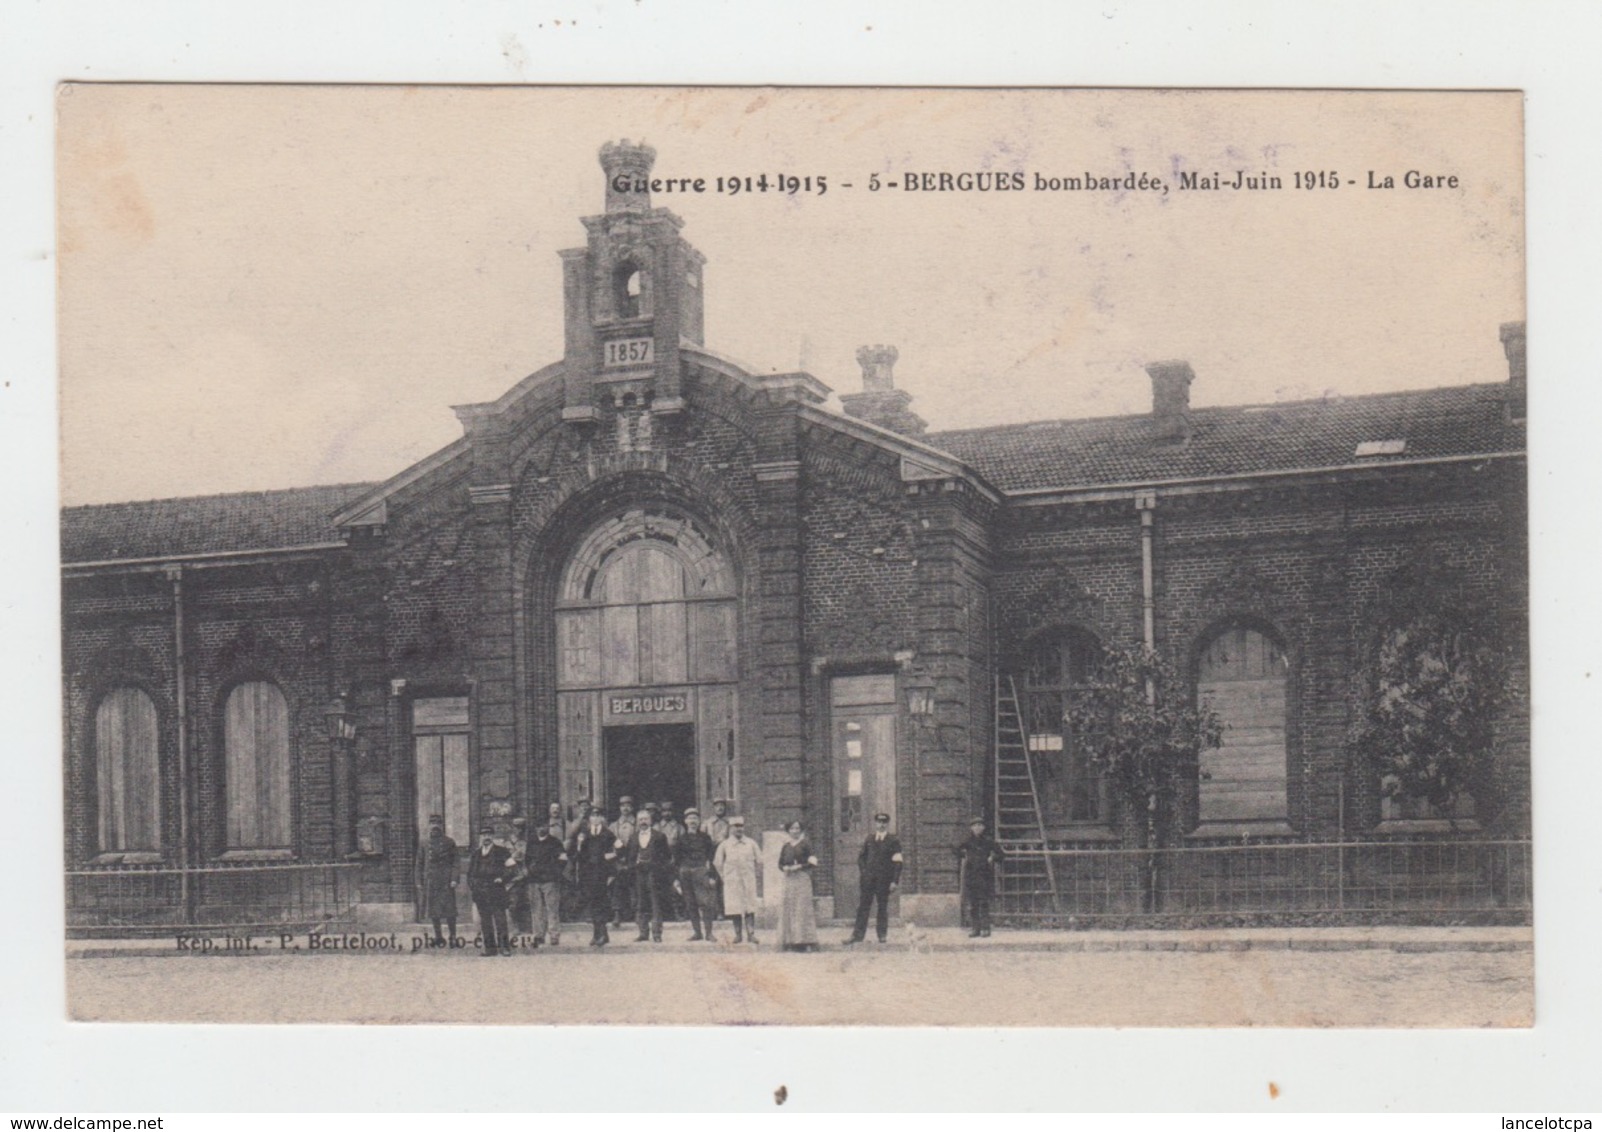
924 381 1508 440
62 481 382 513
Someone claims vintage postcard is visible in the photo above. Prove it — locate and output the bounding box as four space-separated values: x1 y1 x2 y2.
58 85 1529 1027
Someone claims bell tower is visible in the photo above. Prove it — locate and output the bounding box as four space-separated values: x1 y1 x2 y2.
560 140 706 422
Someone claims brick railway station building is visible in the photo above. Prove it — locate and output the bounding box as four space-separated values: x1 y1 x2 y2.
62 142 1529 929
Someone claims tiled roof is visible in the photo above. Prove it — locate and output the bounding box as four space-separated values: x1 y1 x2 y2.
60 383 1524 563
923 383 1523 493
62 483 377 564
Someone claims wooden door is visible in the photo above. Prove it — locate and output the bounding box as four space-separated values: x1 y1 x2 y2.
830 676 898 916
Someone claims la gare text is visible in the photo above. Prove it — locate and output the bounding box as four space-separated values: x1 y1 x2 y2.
611 169 1461 198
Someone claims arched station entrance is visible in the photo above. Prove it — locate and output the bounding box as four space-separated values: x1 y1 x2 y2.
552 505 739 814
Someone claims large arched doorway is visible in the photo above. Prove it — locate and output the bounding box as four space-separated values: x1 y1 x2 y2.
552 504 738 814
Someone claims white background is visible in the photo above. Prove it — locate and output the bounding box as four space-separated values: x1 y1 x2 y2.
3 0 1600 1114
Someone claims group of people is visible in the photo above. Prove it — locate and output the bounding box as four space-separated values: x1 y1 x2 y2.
415 797 765 955
416 801 1011 955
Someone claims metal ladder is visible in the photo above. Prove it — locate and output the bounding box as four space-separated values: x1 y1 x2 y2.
994 674 1062 915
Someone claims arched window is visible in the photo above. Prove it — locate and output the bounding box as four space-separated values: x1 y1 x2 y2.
1197 625 1289 823
223 681 292 849
94 687 161 853
1022 629 1105 825
556 506 736 689
614 262 646 319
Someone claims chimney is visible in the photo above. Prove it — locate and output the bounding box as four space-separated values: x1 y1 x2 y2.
840 345 927 437
1145 360 1195 443
1500 320 1525 422
598 139 657 213
1500 321 1526 385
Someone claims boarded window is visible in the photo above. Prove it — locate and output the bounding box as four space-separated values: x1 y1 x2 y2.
556 508 737 692
94 687 161 853
1022 630 1104 825
1197 626 1288 822
224 681 292 849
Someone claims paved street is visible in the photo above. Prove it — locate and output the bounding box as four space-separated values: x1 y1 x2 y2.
67 930 1532 1026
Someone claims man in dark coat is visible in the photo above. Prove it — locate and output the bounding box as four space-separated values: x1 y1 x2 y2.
845 812 904 944
570 808 619 947
956 816 1007 937
624 808 672 942
415 813 459 947
673 808 720 941
523 819 568 946
466 824 514 957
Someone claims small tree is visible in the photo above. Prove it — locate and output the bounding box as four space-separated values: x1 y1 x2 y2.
1351 595 1509 828
1065 643 1222 908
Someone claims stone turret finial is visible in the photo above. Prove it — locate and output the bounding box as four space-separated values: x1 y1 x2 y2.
599 139 657 213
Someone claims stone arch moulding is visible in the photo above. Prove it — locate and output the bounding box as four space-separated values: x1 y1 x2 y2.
1194 561 1311 643
513 452 758 597
998 564 1111 652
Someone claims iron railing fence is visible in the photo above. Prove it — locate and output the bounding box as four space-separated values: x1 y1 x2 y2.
994 838 1532 926
66 861 362 938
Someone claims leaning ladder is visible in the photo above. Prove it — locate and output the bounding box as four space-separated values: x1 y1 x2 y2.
994 674 1062 915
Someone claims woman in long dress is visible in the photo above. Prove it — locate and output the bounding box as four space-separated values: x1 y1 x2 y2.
777 819 820 952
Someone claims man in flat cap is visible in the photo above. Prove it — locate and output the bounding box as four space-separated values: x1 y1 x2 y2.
565 799 593 843
707 798 731 845
713 816 761 944
466 823 514 957
956 816 1006 937
415 813 459 948
845 812 903 945
673 807 719 941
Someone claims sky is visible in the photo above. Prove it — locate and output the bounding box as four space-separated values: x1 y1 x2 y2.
57 86 1525 505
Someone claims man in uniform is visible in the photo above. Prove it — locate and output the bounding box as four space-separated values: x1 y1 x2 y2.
415 813 459 947
609 796 638 926
713 816 761 944
506 816 533 937
625 808 671 942
956 816 1007 937
845 812 904 945
570 806 619 947
466 823 514 957
673 808 720 942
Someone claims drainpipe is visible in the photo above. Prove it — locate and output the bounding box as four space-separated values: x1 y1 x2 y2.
165 564 192 923
1134 492 1159 910
1135 492 1157 678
